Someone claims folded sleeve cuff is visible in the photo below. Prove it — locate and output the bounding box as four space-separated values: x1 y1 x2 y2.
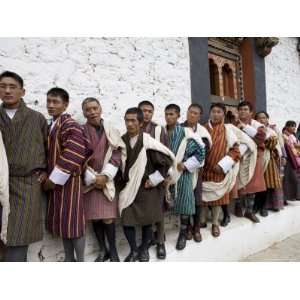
217 155 235 174
239 143 248 156
49 166 71 185
84 167 97 186
100 163 119 180
183 156 202 173
243 125 257 138
148 170 165 187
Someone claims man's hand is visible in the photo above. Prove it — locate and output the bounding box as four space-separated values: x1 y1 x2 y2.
144 179 154 189
36 171 48 184
43 178 56 191
177 162 186 172
214 165 224 174
162 176 172 188
95 175 108 190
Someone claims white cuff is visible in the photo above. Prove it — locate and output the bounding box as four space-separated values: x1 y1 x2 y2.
84 167 97 186
243 125 257 138
183 156 202 173
49 166 71 185
100 163 119 180
239 143 248 156
148 170 165 187
217 155 235 174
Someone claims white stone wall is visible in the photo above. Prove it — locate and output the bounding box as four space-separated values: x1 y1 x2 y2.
0 37 191 131
265 37 300 129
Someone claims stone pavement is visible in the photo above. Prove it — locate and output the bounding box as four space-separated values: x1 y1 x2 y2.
243 232 300 262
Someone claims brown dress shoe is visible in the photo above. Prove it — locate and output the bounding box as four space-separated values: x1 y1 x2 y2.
244 212 260 223
186 225 193 240
211 224 220 237
193 226 202 243
235 204 243 217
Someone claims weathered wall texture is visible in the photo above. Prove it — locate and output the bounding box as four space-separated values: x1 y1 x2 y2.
265 37 300 129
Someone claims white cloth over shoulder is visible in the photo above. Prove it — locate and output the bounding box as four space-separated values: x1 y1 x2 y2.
195 123 212 149
0 131 9 244
119 133 176 215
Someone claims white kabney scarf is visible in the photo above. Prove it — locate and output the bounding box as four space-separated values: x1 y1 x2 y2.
0 131 9 244
119 133 176 215
202 123 257 202
195 123 213 149
85 121 126 201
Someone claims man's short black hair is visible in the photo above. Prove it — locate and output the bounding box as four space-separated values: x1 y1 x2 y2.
210 102 226 114
255 110 269 120
285 120 297 128
82 97 100 109
238 101 253 111
138 100 154 110
0 71 24 88
165 104 180 114
47 87 69 103
125 107 144 123
188 103 203 113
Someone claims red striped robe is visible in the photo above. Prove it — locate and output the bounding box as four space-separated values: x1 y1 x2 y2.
46 114 90 239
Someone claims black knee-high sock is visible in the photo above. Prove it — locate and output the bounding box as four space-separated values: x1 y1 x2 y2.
180 214 189 232
123 226 138 252
193 205 201 227
62 238 75 262
72 236 85 262
141 225 152 250
93 220 107 253
221 205 229 218
103 222 118 255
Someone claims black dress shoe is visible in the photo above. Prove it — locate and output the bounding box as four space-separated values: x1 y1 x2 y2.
260 209 268 217
220 215 231 227
124 251 139 262
156 243 166 259
244 212 260 223
109 250 120 262
176 231 187 250
95 251 110 262
139 248 150 262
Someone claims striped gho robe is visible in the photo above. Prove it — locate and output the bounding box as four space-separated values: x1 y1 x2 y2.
0 100 47 246
168 124 206 215
46 114 91 239
202 121 240 206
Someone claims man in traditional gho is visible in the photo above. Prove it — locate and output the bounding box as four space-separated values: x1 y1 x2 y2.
0 71 48 262
82 97 124 262
181 103 212 242
118 107 175 262
235 101 267 223
44 88 91 262
201 103 256 237
165 104 206 250
138 100 169 259
0 130 9 247
282 120 300 201
254 111 284 214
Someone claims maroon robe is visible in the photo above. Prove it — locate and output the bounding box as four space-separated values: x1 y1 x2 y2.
82 121 121 220
46 114 91 239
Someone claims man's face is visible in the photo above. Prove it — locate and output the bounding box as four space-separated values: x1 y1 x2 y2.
238 105 252 120
165 109 179 126
187 106 201 125
140 104 154 123
210 107 225 123
0 77 25 108
83 101 102 126
125 113 142 136
288 125 296 134
47 95 68 118
256 113 268 126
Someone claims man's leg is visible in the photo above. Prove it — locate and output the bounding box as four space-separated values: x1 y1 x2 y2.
72 236 86 262
139 224 152 262
176 214 189 251
103 220 120 262
244 194 260 223
92 220 109 262
235 198 244 217
5 245 29 262
155 220 167 259
192 205 202 242
200 205 208 227
221 204 231 227
211 206 221 237
62 239 76 262
123 226 139 262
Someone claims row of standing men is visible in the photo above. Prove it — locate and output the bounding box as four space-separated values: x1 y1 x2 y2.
0 70 299 262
